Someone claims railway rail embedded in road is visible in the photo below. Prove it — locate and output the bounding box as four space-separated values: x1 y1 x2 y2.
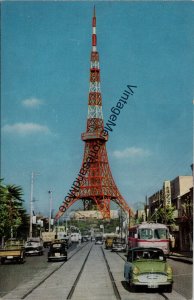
21 242 90 299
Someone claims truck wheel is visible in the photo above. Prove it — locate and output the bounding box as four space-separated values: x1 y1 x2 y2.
1 258 5 264
20 257 24 264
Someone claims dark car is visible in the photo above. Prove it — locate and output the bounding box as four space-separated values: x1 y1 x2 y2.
81 236 88 242
48 242 67 262
95 236 103 245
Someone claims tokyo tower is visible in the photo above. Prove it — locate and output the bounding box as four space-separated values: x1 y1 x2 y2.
55 7 132 221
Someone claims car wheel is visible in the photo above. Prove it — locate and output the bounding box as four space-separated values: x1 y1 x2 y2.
1 258 5 265
129 279 136 292
164 285 172 293
129 283 136 293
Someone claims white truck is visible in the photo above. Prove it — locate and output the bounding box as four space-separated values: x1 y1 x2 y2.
71 232 81 243
57 231 72 248
42 232 56 247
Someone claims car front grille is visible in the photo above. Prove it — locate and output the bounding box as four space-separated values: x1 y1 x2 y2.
138 273 167 283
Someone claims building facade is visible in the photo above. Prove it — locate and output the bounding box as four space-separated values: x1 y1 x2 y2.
148 175 193 252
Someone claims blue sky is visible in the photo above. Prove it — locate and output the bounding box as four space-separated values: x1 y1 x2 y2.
1 1 193 217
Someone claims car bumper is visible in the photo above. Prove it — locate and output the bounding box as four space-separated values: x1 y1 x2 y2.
132 280 173 288
25 250 42 255
112 247 126 252
48 255 67 261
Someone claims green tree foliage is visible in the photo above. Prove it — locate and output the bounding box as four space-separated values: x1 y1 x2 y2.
0 179 28 239
155 206 176 225
68 218 120 234
181 200 193 221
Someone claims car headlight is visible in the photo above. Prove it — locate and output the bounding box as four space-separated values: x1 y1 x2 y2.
166 266 173 276
133 266 140 275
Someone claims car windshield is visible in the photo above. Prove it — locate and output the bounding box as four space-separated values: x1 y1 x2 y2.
96 237 102 241
26 241 38 246
113 238 125 244
25 247 37 251
133 249 164 261
52 244 62 248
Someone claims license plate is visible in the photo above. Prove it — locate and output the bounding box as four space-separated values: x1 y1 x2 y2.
55 253 60 257
7 256 13 259
148 283 158 288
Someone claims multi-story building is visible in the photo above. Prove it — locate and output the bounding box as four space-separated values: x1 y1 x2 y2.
148 175 193 252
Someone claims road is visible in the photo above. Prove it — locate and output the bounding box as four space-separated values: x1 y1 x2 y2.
0 243 192 300
0 244 77 298
0 248 49 298
168 258 193 300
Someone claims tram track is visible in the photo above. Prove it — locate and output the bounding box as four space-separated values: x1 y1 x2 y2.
4 244 184 300
21 242 90 299
66 245 121 300
101 247 121 300
66 244 93 299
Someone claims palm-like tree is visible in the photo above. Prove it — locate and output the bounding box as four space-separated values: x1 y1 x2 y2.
155 206 176 225
0 179 24 239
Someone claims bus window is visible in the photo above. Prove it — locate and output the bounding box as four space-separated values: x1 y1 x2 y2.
154 228 168 239
129 230 136 238
138 228 153 239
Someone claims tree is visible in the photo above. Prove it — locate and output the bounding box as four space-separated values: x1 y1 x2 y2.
0 179 27 240
155 206 176 225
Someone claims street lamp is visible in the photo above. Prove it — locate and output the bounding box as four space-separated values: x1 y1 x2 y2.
29 172 34 238
29 172 40 238
48 191 53 232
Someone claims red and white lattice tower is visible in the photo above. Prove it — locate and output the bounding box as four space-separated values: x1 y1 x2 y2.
55 7 132 221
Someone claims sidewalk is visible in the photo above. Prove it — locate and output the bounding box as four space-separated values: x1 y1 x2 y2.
169 251 193 264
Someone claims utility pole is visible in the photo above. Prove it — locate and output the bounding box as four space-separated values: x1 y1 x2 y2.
48 191 53 232
65 216 68 233
29 172 34 238
145 195 148 221
29 172 40 238
119 209 123 239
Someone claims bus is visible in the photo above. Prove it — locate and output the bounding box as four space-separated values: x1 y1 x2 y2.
128 222 170 255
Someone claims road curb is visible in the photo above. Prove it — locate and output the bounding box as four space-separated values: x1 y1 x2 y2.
169 256 193 264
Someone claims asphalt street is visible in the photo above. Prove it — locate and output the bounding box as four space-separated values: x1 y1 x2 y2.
0 243 192 300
